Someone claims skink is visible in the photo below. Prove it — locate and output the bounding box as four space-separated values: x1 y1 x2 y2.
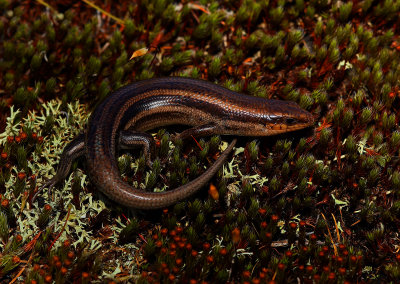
38 77 314 209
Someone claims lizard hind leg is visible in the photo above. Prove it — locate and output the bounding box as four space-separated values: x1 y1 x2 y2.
119 130 155 168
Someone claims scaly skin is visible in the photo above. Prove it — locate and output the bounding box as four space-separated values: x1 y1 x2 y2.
39 77 314 209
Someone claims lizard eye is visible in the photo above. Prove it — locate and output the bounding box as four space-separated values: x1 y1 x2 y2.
285 118 296 125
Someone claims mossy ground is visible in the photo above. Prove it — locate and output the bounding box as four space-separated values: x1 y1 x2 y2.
1 0 400 283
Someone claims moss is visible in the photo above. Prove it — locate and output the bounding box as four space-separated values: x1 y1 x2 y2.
1 0 400 282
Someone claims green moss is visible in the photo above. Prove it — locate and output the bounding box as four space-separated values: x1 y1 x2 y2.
1 0 400 282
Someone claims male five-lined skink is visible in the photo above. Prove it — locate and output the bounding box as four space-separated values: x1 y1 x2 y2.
38 77 314 209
